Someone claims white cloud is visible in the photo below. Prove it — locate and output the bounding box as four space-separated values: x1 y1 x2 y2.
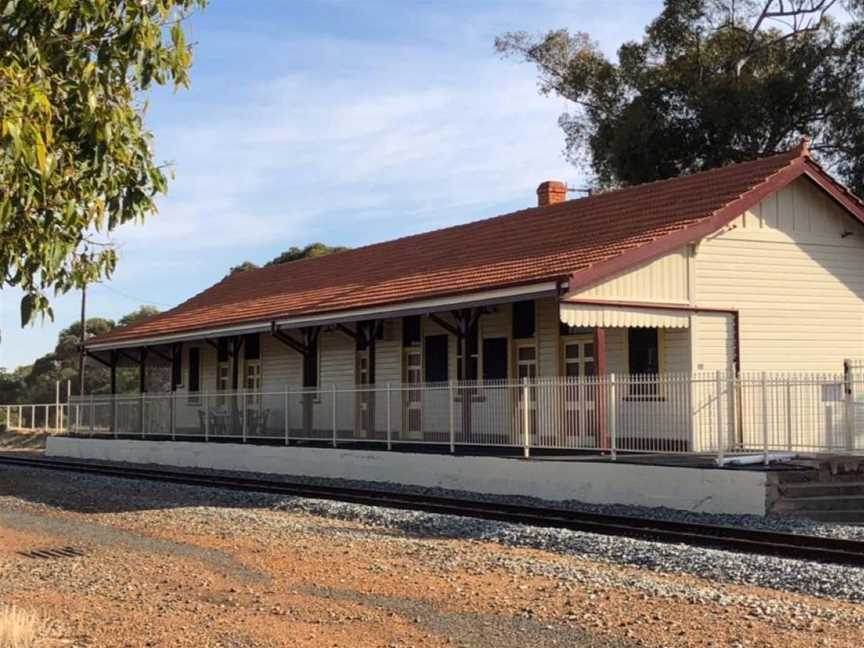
2 1 656 370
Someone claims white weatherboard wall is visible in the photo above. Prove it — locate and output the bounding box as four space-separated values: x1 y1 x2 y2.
694 176 864 372
46 438 769 515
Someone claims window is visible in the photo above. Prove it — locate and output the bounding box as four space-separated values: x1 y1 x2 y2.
628 327 661 398
457 321 479 381
424 335 448 383
187 347 200 404
244 360 261 406
402 315 421 347
512 300 536 339
244 333 260 360
482 338 508 381
516 345 537 380
628 328 659 375
217 338 229 363
217 362 230 391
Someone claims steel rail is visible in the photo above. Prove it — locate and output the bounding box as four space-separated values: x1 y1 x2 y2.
2 454 863 567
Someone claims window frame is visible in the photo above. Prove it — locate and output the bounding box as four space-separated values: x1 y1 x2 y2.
625 327 666 400
244 359 262 407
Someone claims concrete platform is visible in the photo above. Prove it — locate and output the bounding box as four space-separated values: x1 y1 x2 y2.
46 436 773 516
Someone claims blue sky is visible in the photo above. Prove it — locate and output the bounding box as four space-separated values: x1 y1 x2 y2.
0 0 660 370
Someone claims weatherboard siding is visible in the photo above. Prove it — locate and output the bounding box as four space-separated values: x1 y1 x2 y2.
569 249 690 304
694 176 864 372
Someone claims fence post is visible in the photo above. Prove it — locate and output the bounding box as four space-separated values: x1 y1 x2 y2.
522 378 530 458
331 384 337 448
203 392 210 442
761 372 769 465
785 376 793 451
5 406 9 431
386 383 392 451
448 381 455 453
241 389 247 443
89 394 95 436
715 370 724 465
30 404 35 430
55 380 60 432
844 359 855 452
284 389 289 446
609 374 617 461
112 396 118 440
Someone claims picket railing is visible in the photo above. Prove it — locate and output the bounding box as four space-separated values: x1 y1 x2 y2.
60 370 864 460
1 403 69 433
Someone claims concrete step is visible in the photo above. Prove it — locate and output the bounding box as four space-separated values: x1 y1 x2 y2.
773 494 864 512
779 481 864 498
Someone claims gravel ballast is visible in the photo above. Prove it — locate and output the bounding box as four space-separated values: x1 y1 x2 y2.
6 463 864 606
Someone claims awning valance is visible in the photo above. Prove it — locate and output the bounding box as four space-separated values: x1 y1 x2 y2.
560 302 690 328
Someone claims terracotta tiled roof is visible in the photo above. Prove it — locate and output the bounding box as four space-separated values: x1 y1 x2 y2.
89 143 842 347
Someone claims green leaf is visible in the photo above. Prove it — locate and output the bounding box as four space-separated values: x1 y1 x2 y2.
0 0 208 325
20 293 35 326
34 131 47 175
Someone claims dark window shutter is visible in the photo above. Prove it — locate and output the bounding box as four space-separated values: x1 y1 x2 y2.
424 335 448 383
402 315 421 347
188 348 200 392
244 333 260 360
512 300 536 339
482 338 508 380
217 338 229 362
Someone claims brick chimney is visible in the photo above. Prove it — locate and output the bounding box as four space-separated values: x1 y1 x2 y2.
536 181 567 207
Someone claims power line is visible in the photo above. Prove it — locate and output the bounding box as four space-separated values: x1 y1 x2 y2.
91 283 174 309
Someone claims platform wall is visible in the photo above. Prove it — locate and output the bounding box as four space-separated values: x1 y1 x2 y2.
45 438 769 515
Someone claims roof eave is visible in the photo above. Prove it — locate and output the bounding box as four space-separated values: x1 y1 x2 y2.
85 279 563 351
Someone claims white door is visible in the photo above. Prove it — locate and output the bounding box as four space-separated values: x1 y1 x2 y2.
404 350 423 440
562 338 597 444
515 345 537 440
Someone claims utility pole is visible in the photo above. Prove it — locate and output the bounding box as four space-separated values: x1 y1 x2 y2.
78 282 87 398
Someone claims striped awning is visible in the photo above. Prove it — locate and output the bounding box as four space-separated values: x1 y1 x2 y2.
560 303 690 328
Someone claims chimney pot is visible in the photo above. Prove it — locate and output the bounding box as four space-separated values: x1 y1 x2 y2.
537 181 567 207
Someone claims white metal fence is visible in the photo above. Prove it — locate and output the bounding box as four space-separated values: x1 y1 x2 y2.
1 403 69 433
59 370 864 460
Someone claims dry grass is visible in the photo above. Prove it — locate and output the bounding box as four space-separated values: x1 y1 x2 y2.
0 605 42 648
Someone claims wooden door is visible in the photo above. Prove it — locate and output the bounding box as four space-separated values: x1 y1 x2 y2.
562 338 597 442
404 350 423 439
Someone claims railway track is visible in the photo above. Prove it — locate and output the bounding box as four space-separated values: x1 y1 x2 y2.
2 453 864 567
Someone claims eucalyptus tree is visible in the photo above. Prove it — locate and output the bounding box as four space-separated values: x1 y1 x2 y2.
0 0 207 325
497 0 864 192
